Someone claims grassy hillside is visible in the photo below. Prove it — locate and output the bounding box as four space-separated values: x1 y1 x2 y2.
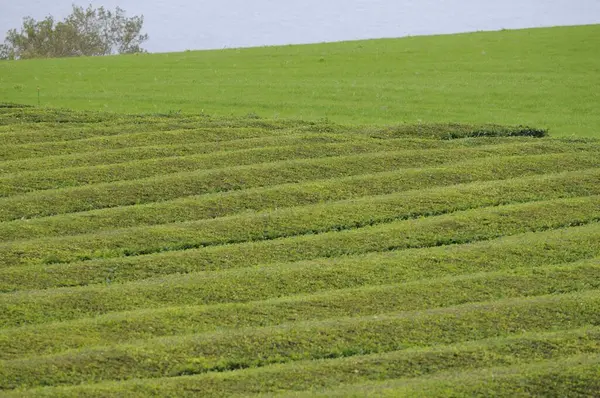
0 104 599 396
1 25 599 136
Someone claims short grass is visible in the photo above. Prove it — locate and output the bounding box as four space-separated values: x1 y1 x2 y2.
0 105 599 396
1 25 599 136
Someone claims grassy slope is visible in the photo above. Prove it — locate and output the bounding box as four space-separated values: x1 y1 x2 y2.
1 25 599 136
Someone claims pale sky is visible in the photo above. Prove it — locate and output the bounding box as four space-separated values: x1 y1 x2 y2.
1 0 599 53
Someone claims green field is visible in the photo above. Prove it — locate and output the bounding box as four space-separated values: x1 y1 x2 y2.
1 25 599 136
0 101 599 396
1 23 600 396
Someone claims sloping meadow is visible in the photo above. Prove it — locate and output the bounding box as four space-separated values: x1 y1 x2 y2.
1 104 599 396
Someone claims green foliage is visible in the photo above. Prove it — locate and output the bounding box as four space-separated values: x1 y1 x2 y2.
5 330 600 397
1 174 599 268
1 106 599 395
0 5 148 60
2 292 600 390
303 353 600 397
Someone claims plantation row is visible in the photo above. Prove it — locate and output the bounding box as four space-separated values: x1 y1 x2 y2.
0 127 331 162
0 104 548 137
306 353 600 398
1 170 599 268
0 106 547 160
1 292 599 391
0 132 361 174
2 143 598 222
1 106 598 395
0 151 596 241
5 333 600 396
4 139 558 197
0 105 313 135
1 251 599 357
2 194 599 294
1 134 557 176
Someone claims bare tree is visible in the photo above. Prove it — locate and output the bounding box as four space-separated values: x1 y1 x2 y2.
0 4 149 60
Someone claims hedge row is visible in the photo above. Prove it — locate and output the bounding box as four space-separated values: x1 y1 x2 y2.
1 218 598 327
2 170 599 267
8 328 599 397
2 153 598 241
1 291 599 390
0 257 597 358
0 141 595 221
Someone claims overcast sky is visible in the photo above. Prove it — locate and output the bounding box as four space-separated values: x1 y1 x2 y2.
1 0 599 53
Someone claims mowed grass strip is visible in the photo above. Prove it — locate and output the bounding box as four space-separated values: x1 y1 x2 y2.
7 327 600 397
1 291 599 390
2 197 599 293
0 138 514 196
1 170 599 267
301 354 600 398
1 152 598 241
0 139 584 221
1 257 599 358
1 222 599 327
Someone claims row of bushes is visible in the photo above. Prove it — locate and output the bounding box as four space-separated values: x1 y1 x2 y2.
1 291 599 390
2 169 599 267
1 153 597 241
0 141 593 221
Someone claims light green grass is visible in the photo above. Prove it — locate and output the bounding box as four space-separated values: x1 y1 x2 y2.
1 25 599 136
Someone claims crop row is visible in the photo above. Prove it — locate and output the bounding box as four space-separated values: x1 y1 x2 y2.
0 115 320 145
1 221 598 326
3 117 530 161
0 291 599 390
0 123 333 161
307 354 600 397
0 139 518 196
0 106 315 131
1 196 598 293
1 135 542 178
1 142 597 221
0 132 360 174
0 105 549 140
0 121 220 145
0 255 598 358
1 170 599 267
1 153 597 241
6 329 599 397
0 132 536 181
0 131 532 171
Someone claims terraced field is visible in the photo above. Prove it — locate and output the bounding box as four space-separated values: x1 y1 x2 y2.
1 104 600 396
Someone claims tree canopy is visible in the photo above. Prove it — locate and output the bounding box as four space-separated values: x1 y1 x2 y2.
0 5 149 60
